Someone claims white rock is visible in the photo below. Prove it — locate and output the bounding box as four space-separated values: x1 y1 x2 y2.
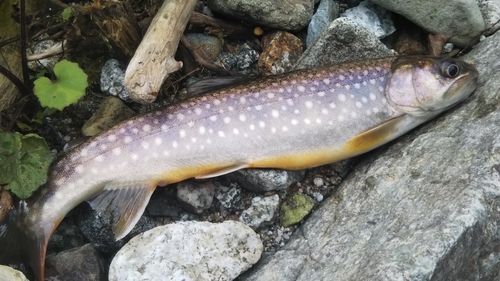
109 221 263 281
0 265 28 281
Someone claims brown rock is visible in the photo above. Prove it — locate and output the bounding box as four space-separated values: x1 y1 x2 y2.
258 31 303 75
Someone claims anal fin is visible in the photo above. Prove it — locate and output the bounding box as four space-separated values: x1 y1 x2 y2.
195 163 248 179
88 181 157 240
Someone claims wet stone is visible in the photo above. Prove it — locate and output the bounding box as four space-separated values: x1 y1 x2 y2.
184 33 223 62
177 180 216 214
279 193 315 227
258 31 303 75
45 244 106 281
81 97 136 136
100 59 130 101
340 0 395 39
216 186 242 209
239 194 280 228
306 0 339 47
227 169 305 192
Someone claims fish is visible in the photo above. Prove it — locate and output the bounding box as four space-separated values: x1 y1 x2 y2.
0 56 478 280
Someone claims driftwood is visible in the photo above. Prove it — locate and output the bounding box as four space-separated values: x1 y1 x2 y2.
124 0 197 104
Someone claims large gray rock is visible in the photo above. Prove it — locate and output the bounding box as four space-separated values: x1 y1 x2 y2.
239 31 500 281
370 0 485 46
110 221 263 281
207 0 314 31
0 265 28 281
294 17 394 70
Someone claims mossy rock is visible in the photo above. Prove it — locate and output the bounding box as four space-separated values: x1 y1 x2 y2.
279 193 315 227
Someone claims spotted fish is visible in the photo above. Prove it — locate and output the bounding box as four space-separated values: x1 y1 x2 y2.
0 56 478 280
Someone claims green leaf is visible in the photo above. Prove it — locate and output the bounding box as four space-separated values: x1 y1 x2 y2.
34 59 88 111
61 7 74 21
0 131 54 199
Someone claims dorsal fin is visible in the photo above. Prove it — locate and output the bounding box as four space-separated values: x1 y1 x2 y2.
186 76 250 96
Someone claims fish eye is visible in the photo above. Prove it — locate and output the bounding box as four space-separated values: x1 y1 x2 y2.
441 62 460 78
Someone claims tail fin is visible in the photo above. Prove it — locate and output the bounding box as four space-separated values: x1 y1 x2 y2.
0 202 51 281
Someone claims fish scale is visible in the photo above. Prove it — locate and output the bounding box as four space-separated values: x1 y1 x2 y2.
0 56 478 281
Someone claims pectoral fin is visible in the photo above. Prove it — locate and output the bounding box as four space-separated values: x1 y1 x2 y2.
88 181 157 240
343 115 409 154
195 163 249 179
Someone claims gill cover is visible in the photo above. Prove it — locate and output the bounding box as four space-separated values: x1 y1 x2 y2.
386 56 479 117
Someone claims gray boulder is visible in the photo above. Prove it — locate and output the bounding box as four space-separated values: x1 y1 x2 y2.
370 0 485 46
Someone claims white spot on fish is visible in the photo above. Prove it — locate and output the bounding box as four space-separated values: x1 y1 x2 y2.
338 115 345 121
205 104 211 109
344 85 351 90
131 153 138 160
382 97 387 104
369 93 376 100
218 131 225 137
188 121 194 127
282 126 289 132
142 141 150 149
163 151 170 156
272 110 280 118
339 75 345 81
119 128 126 133
363 70 368 76
132 128 139 134
179 130 186 138
75 165 84 174
240 97 246 104
233 128 239 135
323 78 330 85
329 102 336 109
224 117 231 124
321 108 329 115
112 147 121 156
259 121 266 128
356 101 362 108
304 118 311 124
291 119 298 125
317 91 326 97
154 137 162 145
91 167 98 174
373 107 379 113
213 99 221 106
281 105 287 111
316 118 321 124
370 79 376 85
378 86 384 92
80 149 88 157
108 135 116 142
172 141 178 148
366 109 372 115
294 109 300 114
209 116 217 122
239 114 246 122
338 94 347 102
95 155 105 162
351 112 357 118
271 127 277 133
161 125 169 132
379 76 385 82
250 124 256 130
191 137 197 143
199 126 206 134
267 93 275 99
228 106 234 111
255 105 263 110
287 99 294 106
143 124 151 132
297 85 306 92
153 119 159 125
195 108 202 115
362 97 368 103
354 83 360 89
305 101 314 109
124 136 133 143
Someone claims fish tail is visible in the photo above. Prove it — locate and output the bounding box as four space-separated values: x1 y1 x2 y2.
0 202 51 280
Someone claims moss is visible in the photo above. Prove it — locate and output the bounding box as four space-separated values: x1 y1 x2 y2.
279 193 315 227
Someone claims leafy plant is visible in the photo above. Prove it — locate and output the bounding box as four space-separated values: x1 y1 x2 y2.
0 130 54 199
34 59 88 110
61 7 74 21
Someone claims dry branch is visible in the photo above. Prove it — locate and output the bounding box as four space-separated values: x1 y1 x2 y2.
124 0 197 104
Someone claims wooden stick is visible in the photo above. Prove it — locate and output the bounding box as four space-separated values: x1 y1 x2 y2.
124 0 197 104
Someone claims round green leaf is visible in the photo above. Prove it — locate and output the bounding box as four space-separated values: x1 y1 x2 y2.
34 59 88 110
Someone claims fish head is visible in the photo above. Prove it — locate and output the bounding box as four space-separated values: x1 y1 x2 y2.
386 56 479 117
